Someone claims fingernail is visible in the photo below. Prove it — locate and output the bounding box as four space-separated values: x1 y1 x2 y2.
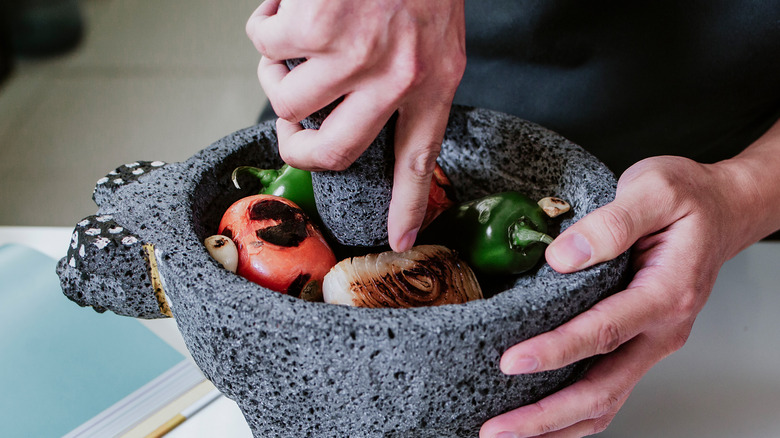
396 230 417 253
549 232 591 269
494 432 519 438
506 356 538 374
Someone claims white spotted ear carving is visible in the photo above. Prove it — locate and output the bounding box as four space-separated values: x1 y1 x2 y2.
57 213 172 319
92 160 167 206
58 160 172 319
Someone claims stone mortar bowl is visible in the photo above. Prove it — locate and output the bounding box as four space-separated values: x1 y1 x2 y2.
57 106 629 437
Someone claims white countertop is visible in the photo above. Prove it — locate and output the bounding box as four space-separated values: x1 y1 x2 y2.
2 227 777 437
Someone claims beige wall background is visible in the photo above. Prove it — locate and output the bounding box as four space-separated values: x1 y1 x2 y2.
0 0 267 227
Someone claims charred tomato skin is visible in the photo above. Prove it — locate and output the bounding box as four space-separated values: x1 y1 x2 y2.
218 194 336 295
421 164 456 230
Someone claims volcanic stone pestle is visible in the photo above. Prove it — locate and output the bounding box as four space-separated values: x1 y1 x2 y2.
285 58 395 247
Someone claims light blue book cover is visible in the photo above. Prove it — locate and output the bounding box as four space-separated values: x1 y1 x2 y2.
0 244 185 437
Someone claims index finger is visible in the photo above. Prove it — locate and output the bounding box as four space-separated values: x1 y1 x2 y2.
498 279 669 376
386 99 451 252
481 335 653 438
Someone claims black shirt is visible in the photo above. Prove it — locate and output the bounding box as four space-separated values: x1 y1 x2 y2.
455 0 780 174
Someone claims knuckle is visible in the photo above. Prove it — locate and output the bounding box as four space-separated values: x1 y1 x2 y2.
276 145 297 167
278 139 356 172
440 49 467 89
592 414 616 434
245 19 271 57
452 48 468 74
673 289 699 320
249 34 269 57
528 401 561 435
644 168 686 202
552 307 625 366
670 293 696 322
296 8 335 52
269 94 299 122
407 147 441 182
245 19 257 43
663 283 702 325
595 320 623 354
588 387 622 419
623 157 699 209
669 330 691 352
593 204 635 253
666 323 693 352
256 60 265 86
347 39 377 70
539 421 559 435
392 54 426 94
314 147 354 171
548 326 584 367
299 28 331 54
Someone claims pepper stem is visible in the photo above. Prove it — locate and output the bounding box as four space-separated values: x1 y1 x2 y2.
509 220 554 247
513 228 554 245
231 166 280 190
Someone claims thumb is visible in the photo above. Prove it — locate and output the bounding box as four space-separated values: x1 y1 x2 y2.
545 194 668 273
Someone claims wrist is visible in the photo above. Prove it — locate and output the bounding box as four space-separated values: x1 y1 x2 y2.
713 120 780 255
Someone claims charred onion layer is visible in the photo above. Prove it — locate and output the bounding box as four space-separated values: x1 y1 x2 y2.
323 245 483 308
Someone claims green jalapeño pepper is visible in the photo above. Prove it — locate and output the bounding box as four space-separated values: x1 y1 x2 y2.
428 191 554 275
232 165 318 220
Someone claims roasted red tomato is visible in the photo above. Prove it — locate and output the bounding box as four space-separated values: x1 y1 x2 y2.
218 194 336 299
421 164 456 230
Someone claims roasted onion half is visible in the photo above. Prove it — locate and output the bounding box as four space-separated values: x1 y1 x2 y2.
322 245 483 308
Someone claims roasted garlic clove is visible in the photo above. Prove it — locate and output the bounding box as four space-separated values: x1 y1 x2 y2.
537 196 571 218
323 245 483 308
204 235 239 273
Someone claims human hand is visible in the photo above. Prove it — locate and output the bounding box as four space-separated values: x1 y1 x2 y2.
480 155 770 437
245 0 466 252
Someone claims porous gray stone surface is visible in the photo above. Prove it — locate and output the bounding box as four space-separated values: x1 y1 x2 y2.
57 106 629 438
57 214 161 318
309 128 395 247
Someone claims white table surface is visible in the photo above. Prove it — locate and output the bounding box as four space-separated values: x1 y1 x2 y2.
2 227 777 437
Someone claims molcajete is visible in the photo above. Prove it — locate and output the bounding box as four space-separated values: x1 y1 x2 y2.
57 105 630 437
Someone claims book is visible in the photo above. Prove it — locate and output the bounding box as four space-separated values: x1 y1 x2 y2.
0 243 202 437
